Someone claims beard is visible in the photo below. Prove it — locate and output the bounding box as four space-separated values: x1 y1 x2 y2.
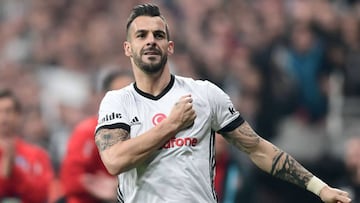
133 48 168 74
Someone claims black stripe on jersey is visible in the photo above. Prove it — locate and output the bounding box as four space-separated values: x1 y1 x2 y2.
209 130 218 202
133 74 175 100
217 115 245 133
117 186 124 203
95 123 130 135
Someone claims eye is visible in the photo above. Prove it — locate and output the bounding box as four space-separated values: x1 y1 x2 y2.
137 33 145 38
154 32 165 39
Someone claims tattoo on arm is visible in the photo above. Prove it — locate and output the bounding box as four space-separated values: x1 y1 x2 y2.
223 122 261 154
95 128 130 151
270 149 313 189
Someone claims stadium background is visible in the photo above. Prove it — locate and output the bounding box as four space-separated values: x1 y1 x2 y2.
0 0 359 202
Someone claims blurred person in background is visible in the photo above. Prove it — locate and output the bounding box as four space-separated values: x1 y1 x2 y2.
214 133 255 203
0 88 54 203
38 66 92 172
339 13 360 97
339 136 360 203
281 21 330 123
268 18 332 165
60 70 133 203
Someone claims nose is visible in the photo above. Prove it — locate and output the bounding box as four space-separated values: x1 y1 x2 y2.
146 34 156 47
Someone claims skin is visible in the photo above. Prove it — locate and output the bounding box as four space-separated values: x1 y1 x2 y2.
0 97 19 178
81 75 133 201
222 122 313 187
223 121 351 203
95 15 351 203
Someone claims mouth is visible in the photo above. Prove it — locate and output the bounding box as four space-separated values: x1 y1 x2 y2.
143 49 161 56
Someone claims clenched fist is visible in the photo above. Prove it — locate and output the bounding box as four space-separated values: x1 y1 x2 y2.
167 94 197 132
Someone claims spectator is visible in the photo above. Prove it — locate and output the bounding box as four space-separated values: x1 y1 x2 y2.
339 136 360 203
214 133 255 203
60 70 133 203
0 88 54 202
339 13 360 97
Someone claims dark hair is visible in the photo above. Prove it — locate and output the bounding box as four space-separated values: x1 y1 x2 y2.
0 88 21 112
101 70 132 92
126 3 170 40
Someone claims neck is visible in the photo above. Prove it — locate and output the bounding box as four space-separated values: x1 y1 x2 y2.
133 65 172 97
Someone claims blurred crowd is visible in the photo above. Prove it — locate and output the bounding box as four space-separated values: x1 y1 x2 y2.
0 0 360 202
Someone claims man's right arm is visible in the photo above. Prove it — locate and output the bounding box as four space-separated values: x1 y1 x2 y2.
95 94 196 175
95 120 177 175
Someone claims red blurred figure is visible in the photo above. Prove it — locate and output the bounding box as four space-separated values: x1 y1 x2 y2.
60 70 133 203
0 89 54 203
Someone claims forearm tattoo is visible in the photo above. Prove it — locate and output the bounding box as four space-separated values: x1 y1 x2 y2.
270 148 313 189
95 128 130 151
223 122 260 154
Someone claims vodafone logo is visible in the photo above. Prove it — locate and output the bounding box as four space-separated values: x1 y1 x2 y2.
162 137 198 149
152 113 167 126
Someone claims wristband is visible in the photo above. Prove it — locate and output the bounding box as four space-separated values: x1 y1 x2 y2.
306 176 328 196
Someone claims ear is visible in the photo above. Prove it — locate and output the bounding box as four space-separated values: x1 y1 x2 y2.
167 41 174 55
124 41 132 57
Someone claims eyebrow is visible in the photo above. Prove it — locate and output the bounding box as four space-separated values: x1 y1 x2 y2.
134 29 166 35
135 29 147 34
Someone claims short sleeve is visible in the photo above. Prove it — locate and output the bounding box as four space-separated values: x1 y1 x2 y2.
206 81 244 132
95 90 131 133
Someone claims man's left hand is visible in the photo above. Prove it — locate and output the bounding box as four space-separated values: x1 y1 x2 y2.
319 185 351 203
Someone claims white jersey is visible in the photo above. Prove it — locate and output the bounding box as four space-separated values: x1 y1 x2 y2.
96 75 244 203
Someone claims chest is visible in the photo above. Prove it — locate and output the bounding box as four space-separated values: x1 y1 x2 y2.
127 91 212 139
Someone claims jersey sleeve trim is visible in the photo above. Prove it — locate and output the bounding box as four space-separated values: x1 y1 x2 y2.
217 115 245 133
95 123 130 135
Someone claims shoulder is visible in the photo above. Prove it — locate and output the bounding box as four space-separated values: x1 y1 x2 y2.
69 116 98 139
99 85 135 109
174 75 214 88
174 76 223 99
103 85 134 101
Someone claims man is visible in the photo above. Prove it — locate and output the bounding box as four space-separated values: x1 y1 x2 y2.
60 70 133 203
0 88 54 202
95 3 351 203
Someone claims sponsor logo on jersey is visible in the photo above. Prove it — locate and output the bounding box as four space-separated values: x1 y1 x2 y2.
228 106 236 115
130 116 141 125
162 136 198 149
100 112 122 123
152 113 198 149
152 113 167 126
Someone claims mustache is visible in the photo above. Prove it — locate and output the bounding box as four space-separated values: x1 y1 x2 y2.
141 47 161 55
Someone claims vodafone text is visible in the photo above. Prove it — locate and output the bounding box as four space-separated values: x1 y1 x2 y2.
162 137 198 149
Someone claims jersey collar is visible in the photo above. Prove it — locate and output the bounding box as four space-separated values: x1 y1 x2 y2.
133 74 175 100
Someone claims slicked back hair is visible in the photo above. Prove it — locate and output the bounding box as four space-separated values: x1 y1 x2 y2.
126 3 170 40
